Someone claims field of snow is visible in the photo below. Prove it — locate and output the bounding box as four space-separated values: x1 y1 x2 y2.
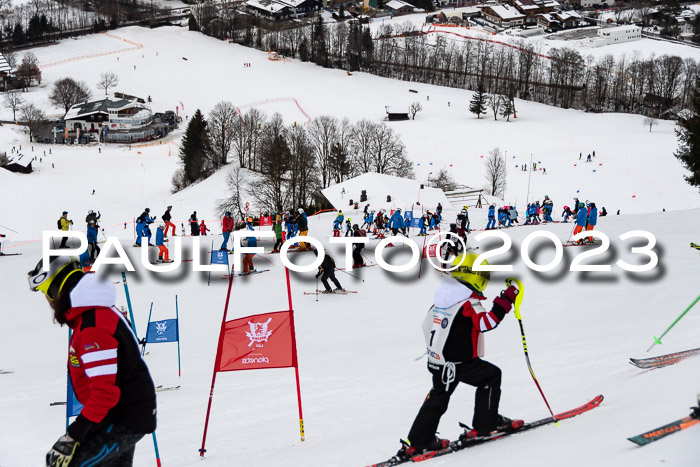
1 24 699 467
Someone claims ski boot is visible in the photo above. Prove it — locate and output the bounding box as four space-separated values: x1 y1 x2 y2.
321 289 334 294
495 414 524 433
395 437 449 460
334 287 345 293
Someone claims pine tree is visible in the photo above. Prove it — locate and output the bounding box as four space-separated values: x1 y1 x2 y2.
674 77 700 190
179 109 213 186
188 14 199 32
501 98 514 122
469 84 487 119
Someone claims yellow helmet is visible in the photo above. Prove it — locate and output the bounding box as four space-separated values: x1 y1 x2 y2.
451 252 490 293
28 256 83 301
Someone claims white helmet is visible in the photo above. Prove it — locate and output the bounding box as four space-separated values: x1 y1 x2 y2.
298 208 304 214
88 210 94 215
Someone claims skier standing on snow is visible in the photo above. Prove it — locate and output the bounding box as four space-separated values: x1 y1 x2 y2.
85 210 101 228
572 202 587 243
314 249 344 293
561 206 572 223
397 252 522 459
390 209 404 236
156 225 170 262
272 218 283 253
442 224 463 262
486 205 496 230
242 227 256 273
221 212 233 251
58 211 74 248
345 218 353 237
352 224 366 268
29 256 156 467
189 212 199 236
134 208 154 247
586 202 598 242
87 220 100 262
295 208 309 250
162 206 176 237
419 213 428 236
199 220 210 236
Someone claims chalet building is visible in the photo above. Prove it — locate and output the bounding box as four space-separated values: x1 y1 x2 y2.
508 0 559 25
63 94 164 143
1 154 33 174
385 0 415 15
537 10 581 30
481 5 526 27
385 106 410 121
245 0 320 20
0 53 11 91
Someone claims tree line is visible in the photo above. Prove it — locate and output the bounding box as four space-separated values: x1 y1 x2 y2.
174 103 414 214
192 9 700 118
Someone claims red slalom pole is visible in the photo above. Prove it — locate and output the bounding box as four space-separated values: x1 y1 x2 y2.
199 273 235 457
285 265 305 441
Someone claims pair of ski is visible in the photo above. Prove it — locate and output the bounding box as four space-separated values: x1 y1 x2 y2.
629 347 700 369
368 394 604 466
304 290 357 295
0 253 22 256
563 240 603 248
223 269 270 278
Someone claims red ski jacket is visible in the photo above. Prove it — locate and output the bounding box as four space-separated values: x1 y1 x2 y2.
222 216 234 233
64 274 156 442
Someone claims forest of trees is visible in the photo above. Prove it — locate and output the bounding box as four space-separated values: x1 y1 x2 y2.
174 104 415 214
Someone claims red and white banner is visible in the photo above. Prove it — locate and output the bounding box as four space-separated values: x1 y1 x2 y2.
216 311 296 372
423 244 437 258
259 216 272 227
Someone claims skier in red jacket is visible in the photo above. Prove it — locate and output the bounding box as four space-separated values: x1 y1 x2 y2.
221 211 234 251
28 256 156 467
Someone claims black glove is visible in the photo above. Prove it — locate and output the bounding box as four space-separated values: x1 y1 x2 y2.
46 434 79 467
139 338 146 346
691 405 700 418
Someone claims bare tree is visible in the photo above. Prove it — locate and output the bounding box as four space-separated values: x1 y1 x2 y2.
49 77 92 112
643 116 658 132
208 101 238 168
487 94 502 121
96 71 119 95
15 52 41 89
431 168 458 192
4 50 17 69
19 103 45 142
3 90 24 121
484 147 506 199
307 115 338 187
409 101 423 120
216 167 246 218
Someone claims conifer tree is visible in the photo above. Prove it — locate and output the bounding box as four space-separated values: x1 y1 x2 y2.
675 77 700 190
179 109 213 186
469 84 487 119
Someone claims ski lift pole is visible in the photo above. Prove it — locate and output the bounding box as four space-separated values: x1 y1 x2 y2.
647 292 700 352
506 278 558 424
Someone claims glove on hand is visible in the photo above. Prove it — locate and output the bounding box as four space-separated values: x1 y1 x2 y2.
46 434 79 467
501 285 518 304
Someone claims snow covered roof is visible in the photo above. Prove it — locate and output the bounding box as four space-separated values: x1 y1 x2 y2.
485 5 525 20
7 154 32 168
386 0 413 10
245 0 288 13
277 0 308 7
556 10 581 21
0 53 11 74
63 96 143 120
321 173 450 213
385 105 408 114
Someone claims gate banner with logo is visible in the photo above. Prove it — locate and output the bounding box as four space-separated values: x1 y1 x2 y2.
200 268 305 458
259 216 272 227
216 311 296 372
423 244 438 258
142 296 182 377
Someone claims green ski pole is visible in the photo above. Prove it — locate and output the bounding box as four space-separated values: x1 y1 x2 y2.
647 292 700 352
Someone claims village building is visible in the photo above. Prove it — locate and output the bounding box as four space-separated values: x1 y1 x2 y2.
481 4 526 27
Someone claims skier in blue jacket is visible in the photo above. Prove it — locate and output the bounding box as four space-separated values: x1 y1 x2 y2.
561 206 572 223
334 211 344 231
87 220 100 261
586 202 598 241
390 209 404 235
486 205 496 229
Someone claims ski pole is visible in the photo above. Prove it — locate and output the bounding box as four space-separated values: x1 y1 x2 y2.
647 292 700 352
0 224 18 233
315 275 319 302
142 302 153 356
335 267 364 282
506 278 559 424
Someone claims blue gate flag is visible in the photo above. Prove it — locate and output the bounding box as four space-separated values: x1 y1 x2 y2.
210 250 229 265
403 211 413 222
67 378 83 418
146 319 179 344
411 217 422 228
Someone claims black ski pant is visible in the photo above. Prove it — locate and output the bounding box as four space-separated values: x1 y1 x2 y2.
70 424 146 466
321 270 341 292
273 238 283 251
89 241 101 261
60 236 69 248
407 359 501 450
353 245 364 266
